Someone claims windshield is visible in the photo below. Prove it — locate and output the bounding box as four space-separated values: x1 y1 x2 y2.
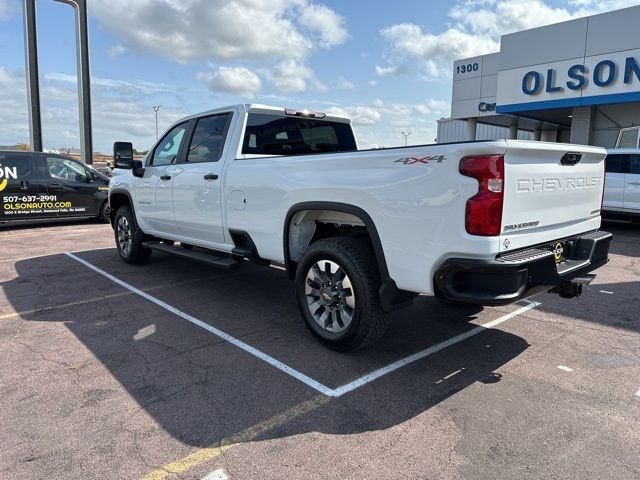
242 113 357 156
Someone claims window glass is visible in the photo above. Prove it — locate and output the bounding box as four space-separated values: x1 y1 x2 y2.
618 129 639 149
186 114 231 163
47 157 87 183
629 154 640 175
605 154 628 174
0 154 34 181
242 114 357 155
151 122 187 166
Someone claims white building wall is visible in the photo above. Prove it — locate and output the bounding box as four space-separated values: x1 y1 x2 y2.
437 119 533 143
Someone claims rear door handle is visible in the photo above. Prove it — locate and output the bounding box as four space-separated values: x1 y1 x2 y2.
19 180 29 190
204 174 219 180
629 181 640 186
49 183 63 190
160 175 172 181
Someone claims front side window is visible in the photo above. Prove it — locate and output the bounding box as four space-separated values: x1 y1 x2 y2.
241 114 357 155
47 157 87 183
186 114 231 163
150 122 188 166
605 154 629 174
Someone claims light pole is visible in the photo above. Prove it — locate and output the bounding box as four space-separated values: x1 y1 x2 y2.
401 130 412 146
153 105 161 141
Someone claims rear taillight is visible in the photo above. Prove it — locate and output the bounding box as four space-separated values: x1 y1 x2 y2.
459 155 504 236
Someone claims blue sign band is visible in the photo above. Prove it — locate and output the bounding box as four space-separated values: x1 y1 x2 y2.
496 90 640 113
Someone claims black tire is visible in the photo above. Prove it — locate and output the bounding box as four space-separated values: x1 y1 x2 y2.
295 237 389 352
98 202 110 223
114 205 151 264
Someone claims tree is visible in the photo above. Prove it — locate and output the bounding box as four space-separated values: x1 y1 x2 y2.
15 143 30 151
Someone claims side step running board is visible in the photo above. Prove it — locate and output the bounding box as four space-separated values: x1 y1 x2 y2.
142 241 240 269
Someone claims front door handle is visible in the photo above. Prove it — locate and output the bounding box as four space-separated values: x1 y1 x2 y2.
49 183 63 191
160 175 172 181
204 174 219 180
629 181 640 186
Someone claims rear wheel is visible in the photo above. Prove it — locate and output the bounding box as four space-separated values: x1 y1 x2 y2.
295 237 389 351
114 205 151 264
98 202 110 223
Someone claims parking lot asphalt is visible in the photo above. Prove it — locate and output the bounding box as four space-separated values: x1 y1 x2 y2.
0 220 639 480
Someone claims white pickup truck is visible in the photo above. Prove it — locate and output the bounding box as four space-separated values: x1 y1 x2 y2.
109 104 612 351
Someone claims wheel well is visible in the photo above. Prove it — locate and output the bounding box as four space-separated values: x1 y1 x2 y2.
284 205 389 281
108 192 131 225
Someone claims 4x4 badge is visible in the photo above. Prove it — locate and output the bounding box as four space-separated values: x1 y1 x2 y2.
394 155 445 165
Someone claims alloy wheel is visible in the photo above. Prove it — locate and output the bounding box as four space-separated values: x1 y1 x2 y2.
304 259 356 333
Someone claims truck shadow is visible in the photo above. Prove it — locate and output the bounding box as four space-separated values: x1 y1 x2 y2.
535 221 640 332
3 250 529 448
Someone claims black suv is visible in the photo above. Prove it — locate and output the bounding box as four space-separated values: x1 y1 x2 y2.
0 151 110 223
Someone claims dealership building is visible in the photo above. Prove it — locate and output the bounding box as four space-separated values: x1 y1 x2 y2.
437 5 640 148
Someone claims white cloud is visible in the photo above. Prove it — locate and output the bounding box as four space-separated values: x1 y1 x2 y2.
0 67 186 153
196 67 262 98
326 106 381 125
108 44 127 58
91 0 347 63
335 76 356 91
0 0 16 21
265 59 320 93
91 0 346 94
46 73 170 97
375 65 403 77
324 98 449 147
297 3 348 47
0 68 30 146
380 24 498 79
379 0 640 80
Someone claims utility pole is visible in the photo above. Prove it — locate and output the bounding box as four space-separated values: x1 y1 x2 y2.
153 105 161 141
401 130 412 146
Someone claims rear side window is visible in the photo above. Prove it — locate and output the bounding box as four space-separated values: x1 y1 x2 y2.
617 129 639 149
242 114 357 156
0 153 35 184
605 154 629 174
630 154 640 174
186 113 232 163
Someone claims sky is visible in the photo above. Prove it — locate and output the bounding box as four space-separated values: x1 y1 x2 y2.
0 0 637 153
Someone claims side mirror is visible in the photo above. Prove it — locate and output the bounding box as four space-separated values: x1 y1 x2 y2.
113 141 134 169
132 159 145 178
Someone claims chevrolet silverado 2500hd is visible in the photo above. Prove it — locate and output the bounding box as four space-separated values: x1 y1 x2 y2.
109 104 612 351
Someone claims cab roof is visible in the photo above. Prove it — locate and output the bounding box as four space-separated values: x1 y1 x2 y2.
179 104 351 124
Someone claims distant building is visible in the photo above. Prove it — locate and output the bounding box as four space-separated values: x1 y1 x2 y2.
439 5 640 147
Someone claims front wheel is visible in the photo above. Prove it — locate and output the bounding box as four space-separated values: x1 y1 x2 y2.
114 205 151 264
295 237 389 352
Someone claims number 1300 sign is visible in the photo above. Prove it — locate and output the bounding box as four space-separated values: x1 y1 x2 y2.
456 63 479 74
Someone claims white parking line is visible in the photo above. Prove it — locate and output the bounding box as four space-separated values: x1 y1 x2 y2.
635 387 640 397
600 290 614 295
331 301 539 397
557 365 574 372
66 252 335 397
66 252 539 398
202 469 229 480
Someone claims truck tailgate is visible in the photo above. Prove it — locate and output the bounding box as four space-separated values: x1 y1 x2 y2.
500 141 606 253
